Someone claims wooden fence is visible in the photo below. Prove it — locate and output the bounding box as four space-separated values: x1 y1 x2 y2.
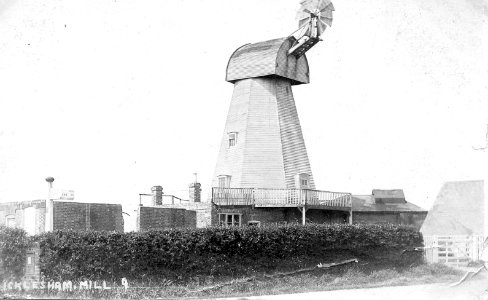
211 187 351 209
423 235 484 267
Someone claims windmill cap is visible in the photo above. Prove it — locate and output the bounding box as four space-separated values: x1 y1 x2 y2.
226 37 310 85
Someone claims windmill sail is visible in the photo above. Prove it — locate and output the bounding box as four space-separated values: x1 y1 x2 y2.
289 0 335 57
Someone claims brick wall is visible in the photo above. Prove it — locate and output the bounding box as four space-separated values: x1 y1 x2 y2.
213 207 286 226
352 212 427 230
137 206 196 231
53 201 87 230
53 201 124 232
160 202 212 228
212 207 349 226
306 210 349 224
399 212 428 229
0 200 124 233
88 203 124 231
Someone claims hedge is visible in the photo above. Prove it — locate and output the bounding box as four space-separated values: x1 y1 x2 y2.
35 224 423 282
0 226 32 281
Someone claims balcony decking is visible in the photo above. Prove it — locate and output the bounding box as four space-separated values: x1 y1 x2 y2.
211 187 352 211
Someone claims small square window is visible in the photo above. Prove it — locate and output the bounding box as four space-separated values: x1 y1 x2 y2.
218 175 231 188
219 177 226 188
228 132 237 147
295 173 310 189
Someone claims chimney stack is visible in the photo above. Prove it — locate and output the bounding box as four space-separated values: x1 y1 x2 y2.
189 182 201 203
151 186 163 205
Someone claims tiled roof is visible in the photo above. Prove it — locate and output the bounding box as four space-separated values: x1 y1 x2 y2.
226 37 310 85
372 189 406 203
352 195 426 212
420 180 484 236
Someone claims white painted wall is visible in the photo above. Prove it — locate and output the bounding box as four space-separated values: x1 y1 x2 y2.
23 206 36 235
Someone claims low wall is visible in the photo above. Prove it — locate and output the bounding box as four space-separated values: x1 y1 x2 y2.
160 202 212 228
53 201 124 232
137 206 196 231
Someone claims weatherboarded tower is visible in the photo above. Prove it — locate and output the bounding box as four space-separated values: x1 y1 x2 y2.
212 37 315 190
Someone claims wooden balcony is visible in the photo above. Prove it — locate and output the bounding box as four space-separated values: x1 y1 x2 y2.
211 187 352 211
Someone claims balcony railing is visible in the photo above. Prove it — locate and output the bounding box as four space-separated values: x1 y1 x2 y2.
211 187 352 209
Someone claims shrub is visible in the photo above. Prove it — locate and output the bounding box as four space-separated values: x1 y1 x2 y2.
35 224 423 282
0 226 32 281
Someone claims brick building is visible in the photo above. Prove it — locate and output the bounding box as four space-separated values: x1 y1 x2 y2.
137 207 196 231
0 199 124 234
210 189 426 228
135 185 211 230
351 189 427 229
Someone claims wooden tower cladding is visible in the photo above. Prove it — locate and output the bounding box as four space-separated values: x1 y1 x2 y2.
212 37 315 189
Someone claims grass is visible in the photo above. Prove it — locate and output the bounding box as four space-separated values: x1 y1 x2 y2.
1 263 463 299
194 263 463 298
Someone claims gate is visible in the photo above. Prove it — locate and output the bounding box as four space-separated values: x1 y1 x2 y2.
424 235 484 267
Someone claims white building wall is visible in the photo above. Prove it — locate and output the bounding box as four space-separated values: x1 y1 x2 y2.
212 77 315 190
275 79 315 189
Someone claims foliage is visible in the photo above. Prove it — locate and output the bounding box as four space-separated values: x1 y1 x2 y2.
1 263 459 299
35 224 423 282
0 226 32 281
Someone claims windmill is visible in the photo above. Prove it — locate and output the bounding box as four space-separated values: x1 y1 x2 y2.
212 0 335 191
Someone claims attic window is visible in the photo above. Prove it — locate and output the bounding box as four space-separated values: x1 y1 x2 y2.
295 173 310 189
218 175 231 188
228 132 238 147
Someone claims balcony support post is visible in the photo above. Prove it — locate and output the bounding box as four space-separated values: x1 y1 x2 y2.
348 195 353 224
296 206 307 225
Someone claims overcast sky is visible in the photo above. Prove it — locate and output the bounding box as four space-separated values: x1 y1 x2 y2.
0 0 487 226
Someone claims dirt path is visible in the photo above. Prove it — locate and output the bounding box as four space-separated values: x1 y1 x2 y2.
220 269 488 300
